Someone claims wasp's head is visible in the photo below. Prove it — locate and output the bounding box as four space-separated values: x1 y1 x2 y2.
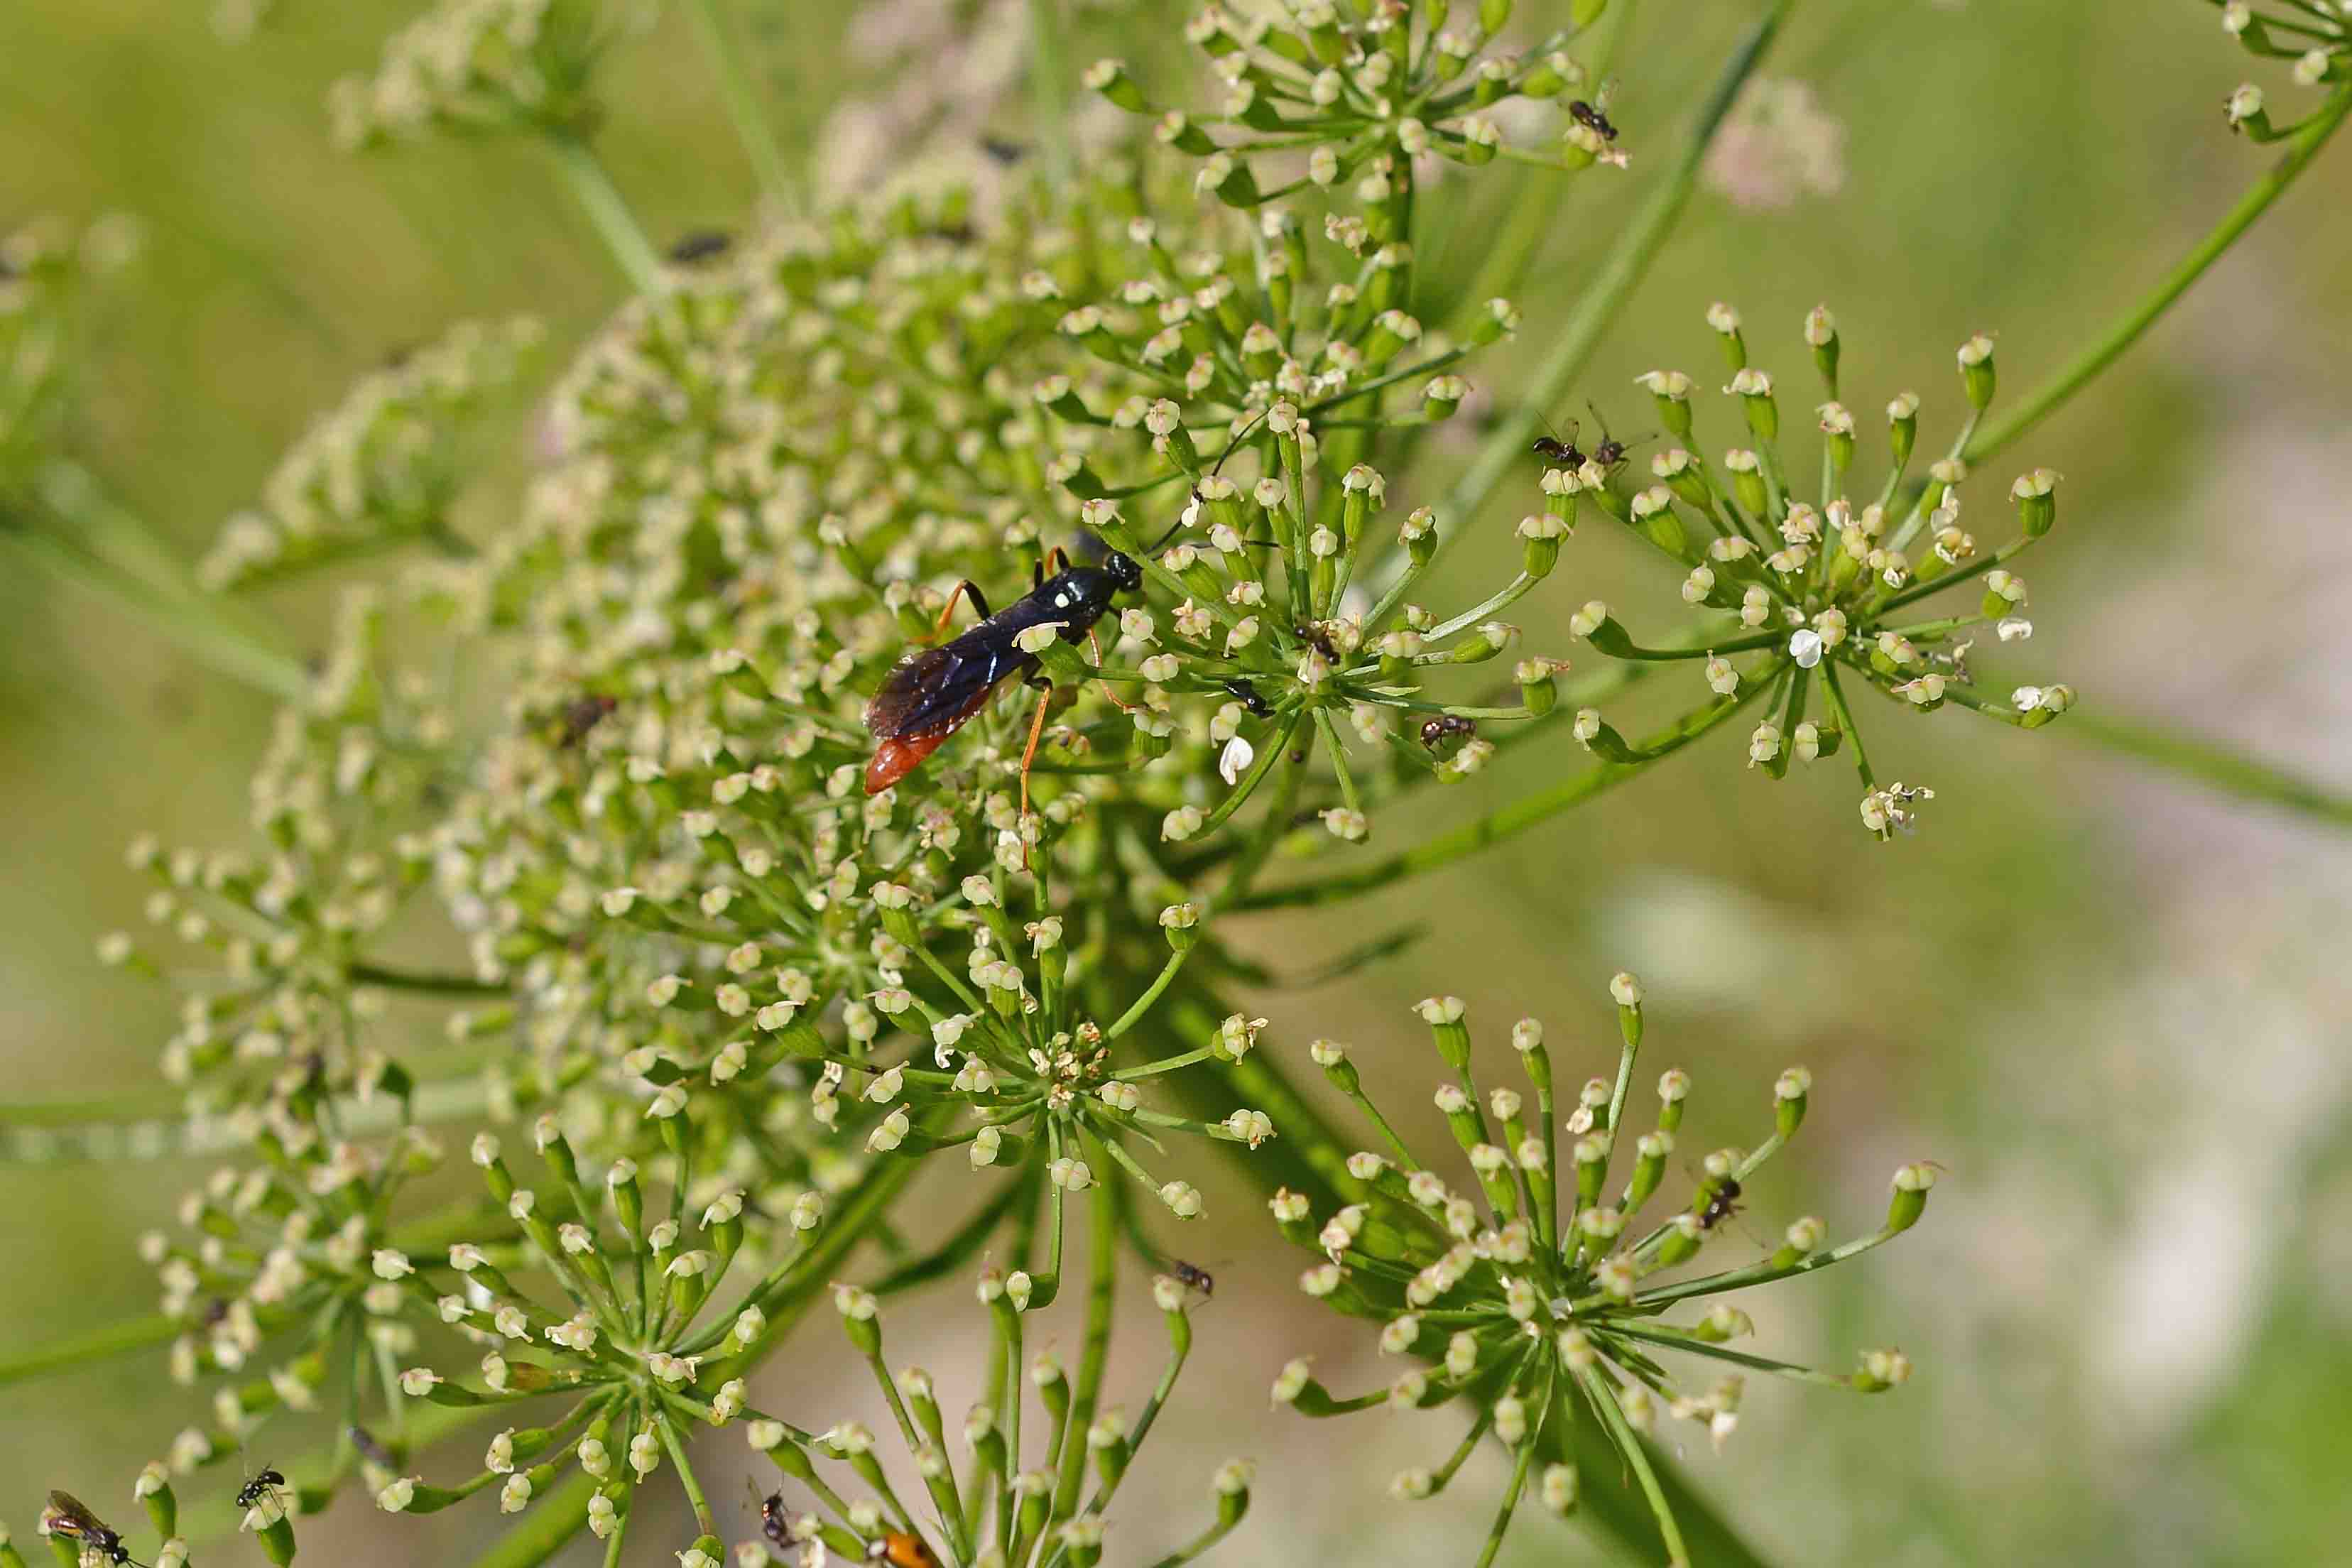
1103 552 1143 594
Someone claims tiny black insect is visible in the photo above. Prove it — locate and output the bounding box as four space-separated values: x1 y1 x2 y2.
349 1425 396 1469
979 136 1029 165
1168 1258 1215 1300
44 1491 141 1567
557 693 618 748
1294 622 1340 662
864 547 1143 815
1695 1175 1743 1231
1584 400 1653 473
1530 409 1585 471
1568 99 1619 141
758 1486 792 1545
1223 678 1273 720
1420 714 1477 750
236 1467 288 1514
665 229 734 264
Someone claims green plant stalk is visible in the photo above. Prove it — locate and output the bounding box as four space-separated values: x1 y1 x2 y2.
348 962 511 996
1965 84 2352 466
545 134 668 298
1 525 307 701
1028 0 1076 193
1437 0 1790 538
464 1469 599 1568
0 1312 178 1388
2065 710 2352 827
683 0 797 210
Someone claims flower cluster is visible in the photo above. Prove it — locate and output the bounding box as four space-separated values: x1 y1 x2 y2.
741 1262 1251 1568
99 592 455 1108
1270 978 1934 1562
199 317 541 589
2216 0 2352 139
363 1116 839 1551
327 0 637 148
1555 305 2072 838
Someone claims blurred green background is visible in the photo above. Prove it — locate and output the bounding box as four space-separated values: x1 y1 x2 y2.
6 1 2351 1563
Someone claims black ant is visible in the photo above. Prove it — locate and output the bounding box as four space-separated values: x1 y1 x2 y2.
43 1493 143 1566
665 229 734 264
1294 623 1341 662
236 1466 288 1517
1584 401 1654 474
1695 1174 1743 1231
1420 714 1476 750
1168 1258 1215 1300
1224 678 1273 719
1530 413 1585 471
1569 99 1619 141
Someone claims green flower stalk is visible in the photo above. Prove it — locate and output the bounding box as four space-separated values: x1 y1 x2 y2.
1271 976 1934 1566
745 1261 1251 1568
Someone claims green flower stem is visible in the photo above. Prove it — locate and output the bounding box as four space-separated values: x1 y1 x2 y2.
1430 1 1790 547
0 524 307 701
1237 677 1773 910
1105 944 1196 1042
1818 658 1875 789
1312 709 1363 815
599 1482 633 1568
347 962 508 996
654 1410 717 1539
1048 1181 1119 1519
1143 1513 1243 1568
1628 1221 1908 1310
1421 571 1541 645
2065 710 2352 827
1607 1323 1868 1390
1028 0 1075 193
1472 1413 1538 1568
544 133 667 298
1964 83 2352 468
684 0 795 210
463 1468 598 1568
0 1311 178 1388
1574 1365 1689 1567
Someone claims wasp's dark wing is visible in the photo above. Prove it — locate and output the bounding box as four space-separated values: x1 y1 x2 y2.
45 1491 111 1538
864 633 1038 740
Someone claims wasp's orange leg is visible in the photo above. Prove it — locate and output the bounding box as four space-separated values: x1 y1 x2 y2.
928 580 991 641
1018 680 1054 869
1087 628 1136 714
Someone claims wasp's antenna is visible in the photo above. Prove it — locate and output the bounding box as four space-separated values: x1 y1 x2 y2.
1204 403 1275 483
1150 403 1281 557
